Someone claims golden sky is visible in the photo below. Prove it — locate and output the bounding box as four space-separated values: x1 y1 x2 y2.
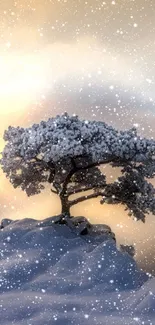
0 0 155 274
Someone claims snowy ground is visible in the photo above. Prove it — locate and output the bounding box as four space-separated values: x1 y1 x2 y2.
0 216 155 325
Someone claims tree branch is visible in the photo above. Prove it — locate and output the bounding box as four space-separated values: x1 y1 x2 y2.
60 167 77 195
52 156 135 201
67 185 95 196
71 156 133 175
58 156 120 198
69 191 104 207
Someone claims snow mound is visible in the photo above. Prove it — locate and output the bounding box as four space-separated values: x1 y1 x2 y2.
0 216 154 325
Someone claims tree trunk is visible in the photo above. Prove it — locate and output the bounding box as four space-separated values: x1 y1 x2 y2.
60 193 70 216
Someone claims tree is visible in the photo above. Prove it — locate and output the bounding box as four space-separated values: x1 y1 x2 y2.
1 112 155 222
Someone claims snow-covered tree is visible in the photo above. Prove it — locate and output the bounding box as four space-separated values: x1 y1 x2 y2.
1 112 155 221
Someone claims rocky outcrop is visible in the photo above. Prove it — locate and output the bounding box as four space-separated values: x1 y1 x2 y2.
0 214 116 242
0 218 13 229
36 214 116 241
120 244 135 257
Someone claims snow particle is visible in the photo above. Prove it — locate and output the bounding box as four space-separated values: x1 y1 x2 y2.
84 314 89 319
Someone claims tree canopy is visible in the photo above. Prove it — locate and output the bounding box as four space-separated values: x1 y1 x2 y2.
1 112 155 221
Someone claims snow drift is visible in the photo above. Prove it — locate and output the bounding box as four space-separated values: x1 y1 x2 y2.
0 216 155 325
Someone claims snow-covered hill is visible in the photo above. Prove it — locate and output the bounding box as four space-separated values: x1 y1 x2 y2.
0 216 154 325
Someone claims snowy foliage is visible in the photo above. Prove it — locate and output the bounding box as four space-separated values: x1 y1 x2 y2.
2 113 155 165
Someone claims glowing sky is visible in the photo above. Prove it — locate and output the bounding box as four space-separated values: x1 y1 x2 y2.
0 0 155 274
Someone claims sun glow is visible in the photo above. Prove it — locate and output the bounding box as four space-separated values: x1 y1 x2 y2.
0 53 49 115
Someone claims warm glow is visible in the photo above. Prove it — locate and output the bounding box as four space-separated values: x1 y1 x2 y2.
0 54 49 115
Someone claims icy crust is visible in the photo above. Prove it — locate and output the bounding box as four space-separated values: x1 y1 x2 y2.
0 216 154 325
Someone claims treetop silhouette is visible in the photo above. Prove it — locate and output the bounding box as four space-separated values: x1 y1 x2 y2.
1 112 155 221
